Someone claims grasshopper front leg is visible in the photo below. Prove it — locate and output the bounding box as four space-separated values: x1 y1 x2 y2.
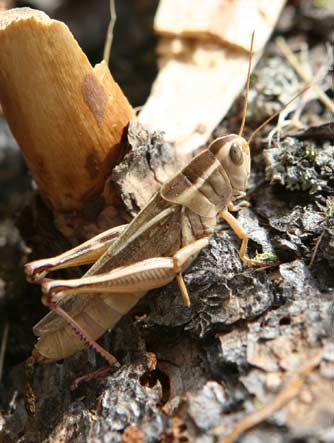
220 209 267 267
25 224 127 282
41 237 210 306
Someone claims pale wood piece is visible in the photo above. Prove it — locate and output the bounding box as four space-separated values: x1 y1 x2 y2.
139 0 287 155
0 8 134 212
154 0 286 52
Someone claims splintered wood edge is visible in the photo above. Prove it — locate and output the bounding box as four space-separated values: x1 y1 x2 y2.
139 40 260 155
0 7 52 28
0 8 133 212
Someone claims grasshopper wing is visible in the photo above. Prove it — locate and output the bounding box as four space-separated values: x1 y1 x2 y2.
33 293 91 335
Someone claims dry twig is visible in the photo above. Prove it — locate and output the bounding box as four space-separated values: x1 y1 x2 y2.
103 0 117 64
309 230 325 268
0 321 9 383
216 351 323 443
276 36 334 113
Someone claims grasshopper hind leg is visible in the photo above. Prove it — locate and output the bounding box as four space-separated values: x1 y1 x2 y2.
25 224 127 282
47 303 118 367
41 237 210 307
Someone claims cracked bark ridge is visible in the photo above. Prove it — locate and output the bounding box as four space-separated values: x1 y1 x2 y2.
111 119 179 217
52 119 178 243
146 230 274 338
256 189 325 260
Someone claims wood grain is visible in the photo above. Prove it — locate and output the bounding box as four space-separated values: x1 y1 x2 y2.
0 8 134 212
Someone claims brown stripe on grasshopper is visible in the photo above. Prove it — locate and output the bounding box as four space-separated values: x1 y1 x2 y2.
160 151 223 218
161 149 233 218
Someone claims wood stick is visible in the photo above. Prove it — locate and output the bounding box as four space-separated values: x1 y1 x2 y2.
0 8 134 212
139 0 286 155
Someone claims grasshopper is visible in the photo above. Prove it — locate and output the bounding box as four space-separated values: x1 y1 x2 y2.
25 34 307 368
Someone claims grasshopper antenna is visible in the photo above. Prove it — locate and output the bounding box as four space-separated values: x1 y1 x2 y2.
247 84 311 144
239 31 255 136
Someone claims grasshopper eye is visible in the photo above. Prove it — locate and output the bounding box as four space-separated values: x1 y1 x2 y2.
229 143 243 165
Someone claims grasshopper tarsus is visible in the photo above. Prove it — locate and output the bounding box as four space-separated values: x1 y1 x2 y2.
220 209 269 268
70 364 118 390
227 200 251 212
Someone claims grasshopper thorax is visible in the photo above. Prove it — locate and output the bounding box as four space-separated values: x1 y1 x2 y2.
209 134 250 196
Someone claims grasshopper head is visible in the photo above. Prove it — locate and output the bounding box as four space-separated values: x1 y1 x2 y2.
209 135 250 196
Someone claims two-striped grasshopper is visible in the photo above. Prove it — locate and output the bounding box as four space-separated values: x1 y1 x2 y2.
26 131 257 365
24 35 307 367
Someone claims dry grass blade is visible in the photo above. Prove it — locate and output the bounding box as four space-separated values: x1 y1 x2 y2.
248 84 311 144
309 230 325 268
103 0 117 64
217 351 323 443
0 321 9 383
276 36 334 113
